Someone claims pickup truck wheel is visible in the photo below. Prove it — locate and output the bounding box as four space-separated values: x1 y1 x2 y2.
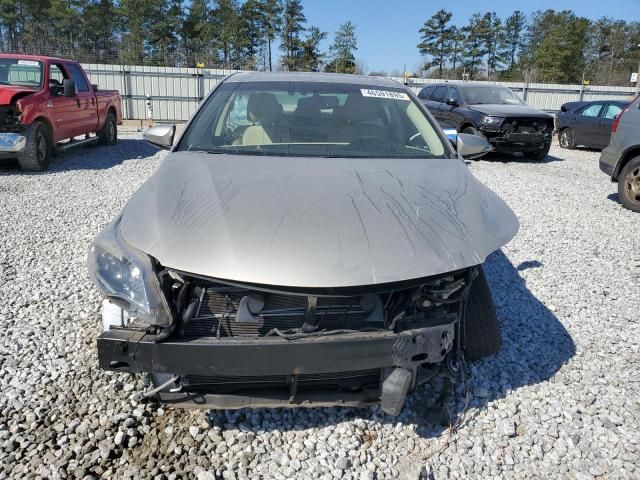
97 112 117 146
618 156 640 213
558 128 576 149
461 266 501 361
17 121 51 171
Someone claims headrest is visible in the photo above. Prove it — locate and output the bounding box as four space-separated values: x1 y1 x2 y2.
341 94 383 122
296 95 339 113
247 93 283 124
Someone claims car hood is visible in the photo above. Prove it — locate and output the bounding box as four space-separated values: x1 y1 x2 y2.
469 104 553 118
0 85 37 105
119 151 519 288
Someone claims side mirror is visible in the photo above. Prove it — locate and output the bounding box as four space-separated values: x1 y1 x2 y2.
63 79 76 97
445 98 459 107
456 133 492 160
144 124 176 149
91 84 99 91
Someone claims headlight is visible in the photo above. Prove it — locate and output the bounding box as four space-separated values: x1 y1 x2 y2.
87 218 172 326
481 116 504 126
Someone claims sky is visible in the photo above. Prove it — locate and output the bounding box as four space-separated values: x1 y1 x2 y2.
287 0 640 73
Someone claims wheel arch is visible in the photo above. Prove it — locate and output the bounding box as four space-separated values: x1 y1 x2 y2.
458 121 476 132
613 147 640 181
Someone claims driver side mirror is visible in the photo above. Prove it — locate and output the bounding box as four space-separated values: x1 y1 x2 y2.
63 79 76 97
445 98 459 107
144 124 176 149
456 133 492 160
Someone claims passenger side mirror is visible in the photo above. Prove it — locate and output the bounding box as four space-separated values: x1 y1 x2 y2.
144 124 176 149
445 98 459 107
456 133 492 160
63 79 76 97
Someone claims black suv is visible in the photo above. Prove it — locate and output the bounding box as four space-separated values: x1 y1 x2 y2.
418 83 554 160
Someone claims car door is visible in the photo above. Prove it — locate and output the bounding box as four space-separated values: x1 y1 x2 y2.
65 62 98 136
571 103 604 147
596 103 624 149
437 86 461 130
47 63 77 142
428 86 448 125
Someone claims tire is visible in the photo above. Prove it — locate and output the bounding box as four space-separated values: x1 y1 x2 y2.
618 156 640 213
461 266 501 361
462 126 481 136
558 128 576 149
524 142 551 161
16 121 52 171
97 111 117 146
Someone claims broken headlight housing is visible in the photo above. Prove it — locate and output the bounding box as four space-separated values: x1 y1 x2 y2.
87 218 172 326
481 116 504 126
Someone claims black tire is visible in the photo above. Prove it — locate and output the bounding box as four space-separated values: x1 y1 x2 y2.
16 121 51 171
558 128 576 149
97 111 117 146
461 267 501 361
618 156 640 213
524 142 551 161
462 126 481 136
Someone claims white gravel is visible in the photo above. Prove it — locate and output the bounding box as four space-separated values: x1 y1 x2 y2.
0 137 638 479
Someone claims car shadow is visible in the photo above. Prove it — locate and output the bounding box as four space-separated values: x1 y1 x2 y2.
607 193 621 205
202 250 575 442
0 138 158 174
480 151 563 164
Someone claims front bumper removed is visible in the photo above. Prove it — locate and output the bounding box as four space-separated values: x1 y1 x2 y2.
0 132 26 153
98 321 455 415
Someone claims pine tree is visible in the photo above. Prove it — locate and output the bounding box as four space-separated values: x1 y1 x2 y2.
325 21 357 73
462 13 488 79
183 0 214 66
299 26 326 71
260 0 282 71
417 9 453 78
279 0 305 71
480 12 504 78
500 10 527 73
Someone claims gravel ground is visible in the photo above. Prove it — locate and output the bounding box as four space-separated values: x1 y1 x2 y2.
0 137 638 480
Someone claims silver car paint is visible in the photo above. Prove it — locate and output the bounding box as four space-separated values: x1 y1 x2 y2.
119 151 519 288
599 96 640 179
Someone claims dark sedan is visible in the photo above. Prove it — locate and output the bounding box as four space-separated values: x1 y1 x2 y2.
556 100 630 150
418 82 554 161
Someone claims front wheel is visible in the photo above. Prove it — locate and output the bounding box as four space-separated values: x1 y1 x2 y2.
97 112 117 146
461 266 501 361
524 143 551 161
17 121 52 171
618 156 640 213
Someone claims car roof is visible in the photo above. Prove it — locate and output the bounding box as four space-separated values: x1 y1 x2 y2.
420 82 510 90
0 53 77 64
225 71 404 88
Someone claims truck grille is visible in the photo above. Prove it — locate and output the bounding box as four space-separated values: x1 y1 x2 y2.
503 118 552 133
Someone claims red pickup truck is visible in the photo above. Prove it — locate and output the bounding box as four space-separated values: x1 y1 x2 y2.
0 54 122 171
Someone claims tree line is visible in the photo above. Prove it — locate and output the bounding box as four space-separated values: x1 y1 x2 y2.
418 9 640 86
0 0 359 73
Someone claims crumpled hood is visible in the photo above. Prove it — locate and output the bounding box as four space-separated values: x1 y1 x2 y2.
119 152 519 288
0 85 36 105
469 104 553 119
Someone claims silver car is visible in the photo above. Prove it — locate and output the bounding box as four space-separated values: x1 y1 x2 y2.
599 95 640 212
87 72 518 415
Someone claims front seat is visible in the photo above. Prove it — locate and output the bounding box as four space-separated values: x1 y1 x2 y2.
241 93 290 146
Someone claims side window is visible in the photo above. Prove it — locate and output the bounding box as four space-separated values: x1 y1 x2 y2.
447 87 460 102
66 63 89 92
602 104 623 119
578 103 603 117
418 86 433 99
48 64 67 94
431 86 447 103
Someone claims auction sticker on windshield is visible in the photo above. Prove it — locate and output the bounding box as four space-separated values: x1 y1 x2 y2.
18 60 40 66
360 89 410 101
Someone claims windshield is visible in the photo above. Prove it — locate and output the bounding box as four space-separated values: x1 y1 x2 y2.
178 81 447 159
461 86 524 105
0 58 43 88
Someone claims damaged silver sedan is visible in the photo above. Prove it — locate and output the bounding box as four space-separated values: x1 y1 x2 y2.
88 72 518 415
